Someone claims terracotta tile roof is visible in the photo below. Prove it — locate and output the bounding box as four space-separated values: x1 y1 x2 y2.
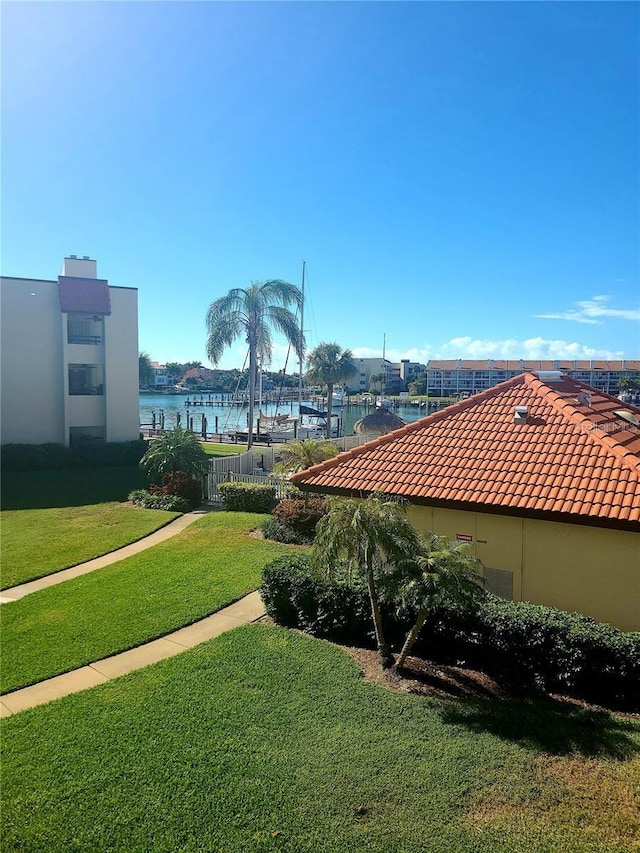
58 277 111 315
291 374 640 528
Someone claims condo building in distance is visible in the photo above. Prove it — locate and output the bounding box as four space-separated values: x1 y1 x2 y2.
1 256 139 446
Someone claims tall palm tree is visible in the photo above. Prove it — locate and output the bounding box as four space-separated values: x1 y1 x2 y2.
394 533 484 669
313 494 421 667
205 281 304 449
305 343 357 439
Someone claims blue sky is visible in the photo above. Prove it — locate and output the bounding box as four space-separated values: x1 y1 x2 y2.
2 1 638 369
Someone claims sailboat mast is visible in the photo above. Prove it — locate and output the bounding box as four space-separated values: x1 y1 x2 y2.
382 332 386 398
298 260 305 409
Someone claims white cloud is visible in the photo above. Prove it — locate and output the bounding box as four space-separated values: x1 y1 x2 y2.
354 337 625 362
534 295 640 324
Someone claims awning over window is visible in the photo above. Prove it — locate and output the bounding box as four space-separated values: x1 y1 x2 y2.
58 277 111 315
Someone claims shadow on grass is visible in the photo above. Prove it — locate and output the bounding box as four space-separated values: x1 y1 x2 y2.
1 467 147 510
438 697 640 760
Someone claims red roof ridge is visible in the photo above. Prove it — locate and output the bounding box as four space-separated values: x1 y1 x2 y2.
522 373 640 476
290 375 528 484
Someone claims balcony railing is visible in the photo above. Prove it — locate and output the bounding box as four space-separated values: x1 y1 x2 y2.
68 334 102 345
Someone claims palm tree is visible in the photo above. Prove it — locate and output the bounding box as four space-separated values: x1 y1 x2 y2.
305 343 357 439
272 438 338 476
313 494 421 668
140 427 209 482
205 281 304 449
139 352 153 389
394 533 484 669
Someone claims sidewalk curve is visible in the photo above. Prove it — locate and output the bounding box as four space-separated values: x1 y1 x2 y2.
0 508 213 604
0 591 266 717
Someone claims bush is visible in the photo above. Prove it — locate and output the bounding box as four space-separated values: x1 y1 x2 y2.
262 517 314 546
260 557 640 710
1 440 147 472
272 498 326 535
218 482 276 513
150 471 202 508
261 555 375 645
128 489 190 513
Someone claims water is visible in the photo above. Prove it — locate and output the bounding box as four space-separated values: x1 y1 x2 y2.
139 393 439 437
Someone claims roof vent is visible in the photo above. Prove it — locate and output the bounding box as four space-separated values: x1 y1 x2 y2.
614 410 640 428
514 405 528 424
535 370 563 383
576 391 592 408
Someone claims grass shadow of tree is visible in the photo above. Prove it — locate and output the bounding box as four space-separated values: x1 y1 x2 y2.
438 697 640 760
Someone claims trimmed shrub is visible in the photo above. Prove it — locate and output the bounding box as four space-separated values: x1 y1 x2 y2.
218 482 276 513
260 555 375 645
150 471 202 508
1 440 147 472
272 497 327 535
128 489 190 513
262 517 314 546
260 556 640 710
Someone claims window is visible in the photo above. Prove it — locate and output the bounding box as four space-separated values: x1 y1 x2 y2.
68 364 104 395
484 567 514 600
67 313 103 345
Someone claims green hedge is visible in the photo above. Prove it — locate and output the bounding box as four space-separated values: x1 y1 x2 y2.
261 555 374 645
1 440 147 471
260 556 640 711
262 517 314 546
217 482 276 513
128 489 190 513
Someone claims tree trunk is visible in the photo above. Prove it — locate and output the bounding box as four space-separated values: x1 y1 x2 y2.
248 343 256 450
395 607 428 669
365 565 393 668
325 382 334 439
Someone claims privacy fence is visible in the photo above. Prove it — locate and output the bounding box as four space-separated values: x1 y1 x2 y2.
203 435 371 503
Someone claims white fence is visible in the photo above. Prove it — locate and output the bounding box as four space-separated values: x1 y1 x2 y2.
202 435 371 503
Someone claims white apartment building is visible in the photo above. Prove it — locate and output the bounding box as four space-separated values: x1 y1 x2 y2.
346 357 403 395
150 361 170 388
1 256 139 446
423 360 640 397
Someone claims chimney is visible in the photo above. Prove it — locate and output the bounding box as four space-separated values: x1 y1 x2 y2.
514 405 528 424
61 256 98 279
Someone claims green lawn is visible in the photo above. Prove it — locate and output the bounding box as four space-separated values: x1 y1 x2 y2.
2 626 638 853
1 504 179 589
0 465 148 510
0 512 301 693
200 442 244 456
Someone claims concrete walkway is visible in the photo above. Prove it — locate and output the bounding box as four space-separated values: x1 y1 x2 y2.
0 508 213 604
0 591 266 717
1 504 268 717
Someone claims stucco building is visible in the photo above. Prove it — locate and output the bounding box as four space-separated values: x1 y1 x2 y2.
292 371 640 632
1 256 139 446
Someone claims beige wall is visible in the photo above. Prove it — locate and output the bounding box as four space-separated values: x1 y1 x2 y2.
104 288 139 442
406 504 640 632
0 278 66 444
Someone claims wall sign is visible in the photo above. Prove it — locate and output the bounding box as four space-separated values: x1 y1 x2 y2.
456 533 473 542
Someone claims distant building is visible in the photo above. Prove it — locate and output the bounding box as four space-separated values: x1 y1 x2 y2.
150 361 170 388
346 357 403 395
423 359 640 397
1 256 139 446
292 372 640 631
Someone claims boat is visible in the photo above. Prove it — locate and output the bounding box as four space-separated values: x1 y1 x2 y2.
331 388 346 408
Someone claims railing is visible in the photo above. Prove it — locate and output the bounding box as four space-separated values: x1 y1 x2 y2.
68 335 102 345
205 470 292 503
